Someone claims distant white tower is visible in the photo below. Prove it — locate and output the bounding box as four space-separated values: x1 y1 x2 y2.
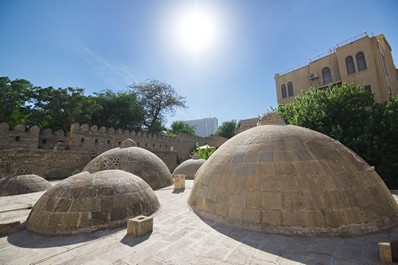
184 117 218 137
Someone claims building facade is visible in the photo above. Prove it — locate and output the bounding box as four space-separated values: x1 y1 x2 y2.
184 117 218 137
275 33 398 104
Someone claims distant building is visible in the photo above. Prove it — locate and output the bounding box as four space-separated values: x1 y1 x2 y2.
184 118 218 137
275 32 398 104
235 117 258 134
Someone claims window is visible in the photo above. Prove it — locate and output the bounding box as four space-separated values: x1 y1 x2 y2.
281 84 287 98
364 85 372 94
95 139 98 144
15 136 21 142
42 139 47 144
287 82 294 97
345 56 356 75
80 138 85 143
322 67 332 85
356 52 367 71
107 140 111 144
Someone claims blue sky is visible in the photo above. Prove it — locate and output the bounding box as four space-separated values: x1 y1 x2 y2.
1 0 397 128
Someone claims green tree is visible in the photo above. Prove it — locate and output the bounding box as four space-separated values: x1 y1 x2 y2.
166 121 197 136
130 80 187 134
92 90 144 131
30 86 100 131
0 77 33 126
215 120 238 138
276 83 398 188
191 143 216 160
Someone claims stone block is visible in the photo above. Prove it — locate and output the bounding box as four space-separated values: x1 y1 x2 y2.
390 240 398 262
174 174 185 190
0 221 20 237
127 215 153 237
379 242 392 263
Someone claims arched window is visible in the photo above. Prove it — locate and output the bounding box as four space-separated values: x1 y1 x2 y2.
356 52 367 71
322 67 332 85
345 56 356 75
281 84 287 98
287 82 294 97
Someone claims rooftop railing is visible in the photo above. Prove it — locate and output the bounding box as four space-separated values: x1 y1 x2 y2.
276 31 373 76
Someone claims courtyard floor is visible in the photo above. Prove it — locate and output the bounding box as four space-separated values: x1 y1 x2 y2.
1 180 397 265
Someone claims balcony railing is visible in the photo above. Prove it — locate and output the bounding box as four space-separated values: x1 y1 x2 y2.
276 31 372 76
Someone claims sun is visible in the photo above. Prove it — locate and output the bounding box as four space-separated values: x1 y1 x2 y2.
177 8 216 54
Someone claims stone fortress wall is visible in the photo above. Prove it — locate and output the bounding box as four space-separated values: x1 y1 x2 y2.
0 122 226 179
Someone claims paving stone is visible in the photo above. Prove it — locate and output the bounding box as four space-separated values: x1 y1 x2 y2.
1 180 398 265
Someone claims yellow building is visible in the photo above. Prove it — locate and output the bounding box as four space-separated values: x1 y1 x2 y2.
275 33 398 104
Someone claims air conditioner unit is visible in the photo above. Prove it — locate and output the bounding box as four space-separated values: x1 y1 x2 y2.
309 73 319 80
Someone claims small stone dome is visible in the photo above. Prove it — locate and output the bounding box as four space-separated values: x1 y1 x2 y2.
188 125 398 236
0 174 51 196
83 139 173 190
172 156 206 180
26 170 160 235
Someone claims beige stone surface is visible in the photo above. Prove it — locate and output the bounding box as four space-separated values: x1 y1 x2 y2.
378 242 392 263
172 157 205 180
0 221 20 236
26 170 160 235
189 125 398 236
1 180 398 264
84 142 173 190
127 215 153 237
174 174 186 190
0 174 51 196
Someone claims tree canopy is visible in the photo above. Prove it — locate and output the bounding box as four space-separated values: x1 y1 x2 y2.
0 76 187 134
130 80 187 134
29 86 100 131
215 120 238 139
0 77 33 127
91 90 144 131
166 121 197 136
276 83 398 188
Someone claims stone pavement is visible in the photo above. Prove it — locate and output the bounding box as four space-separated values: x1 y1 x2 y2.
1 180 398 264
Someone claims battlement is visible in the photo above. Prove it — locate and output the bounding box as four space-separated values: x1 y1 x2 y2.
0 122 225 155
0 122 227 179
0 122 40 149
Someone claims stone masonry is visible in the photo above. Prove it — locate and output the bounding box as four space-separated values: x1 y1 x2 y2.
0 122 226 179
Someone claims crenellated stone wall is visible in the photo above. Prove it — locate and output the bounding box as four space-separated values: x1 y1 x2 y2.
0 122 226 179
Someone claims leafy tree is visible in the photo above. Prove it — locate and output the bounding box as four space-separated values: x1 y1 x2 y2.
0 77 33 126
166 121 197 136
191 143 216 160
30 86 100 131
276 83 398 188
130 80 187 134
92 90 144 131
215 120 238 139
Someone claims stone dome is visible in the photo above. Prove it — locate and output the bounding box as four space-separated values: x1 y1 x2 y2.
188 125 398 236
26 170 160 235
172 156 206 180
0 174 51 196
83 139 173 190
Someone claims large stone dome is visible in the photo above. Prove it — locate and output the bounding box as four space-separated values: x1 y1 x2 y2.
83 139 173 190
188 125 398 236
26 170 160 235
0 174 51 196
172 155 206 180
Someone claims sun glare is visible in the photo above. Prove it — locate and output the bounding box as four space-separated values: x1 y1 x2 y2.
177 7 216 54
